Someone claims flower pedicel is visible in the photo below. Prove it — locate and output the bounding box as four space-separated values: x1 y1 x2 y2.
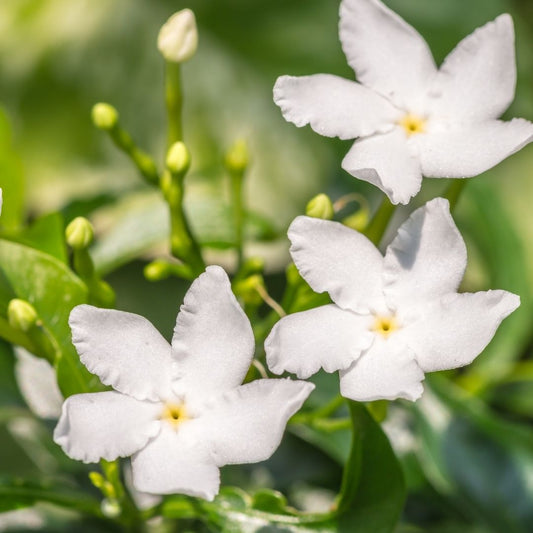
274 0 533 204
54 266 313 499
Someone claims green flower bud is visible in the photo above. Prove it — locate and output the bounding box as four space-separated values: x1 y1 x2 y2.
88 472 106 490
224 139 249 174
8 299 38 332
342 209 369 232
233 274 263 306
91 103 119 131
306 193 334 220
166 141 191 175
144 260 172 281
158 9 198 63
66 217 94 250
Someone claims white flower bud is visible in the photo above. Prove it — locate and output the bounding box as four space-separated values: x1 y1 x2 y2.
158 9 198 63
8 299 38 332
66 217 94 250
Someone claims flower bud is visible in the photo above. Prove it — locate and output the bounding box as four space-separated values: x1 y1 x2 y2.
8 299 38 332
306 193 334 220
166 141 191 175
158 9 198 63
224 139 249 174
66 217 94 250
91 103 119 131
101 498 121 519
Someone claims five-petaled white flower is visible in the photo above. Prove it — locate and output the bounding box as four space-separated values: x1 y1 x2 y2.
273 0 533 204
54 266 314 500
265 198 519 401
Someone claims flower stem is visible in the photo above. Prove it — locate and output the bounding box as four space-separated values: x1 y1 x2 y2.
364 196 396 246
165 62 183 146
444 179 467 212
231 169 245 268
161 170 205 276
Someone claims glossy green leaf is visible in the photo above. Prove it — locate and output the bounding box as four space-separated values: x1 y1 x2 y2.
458 182 532 386
14 212 67 263
0 476 101 515
337 402 405 533
0 239 96 396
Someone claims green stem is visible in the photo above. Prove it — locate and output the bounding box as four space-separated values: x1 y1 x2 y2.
444 179 467 212
231 170 245 269
108 126 159 185
101 460 144 532
364 196 396 246
165 62 183 146
161 171 205 276
73 249 115 307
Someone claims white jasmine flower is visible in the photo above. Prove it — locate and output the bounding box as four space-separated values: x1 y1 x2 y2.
265 198 519 401
158 9 198 63
54 266 313 500
273 0 533 204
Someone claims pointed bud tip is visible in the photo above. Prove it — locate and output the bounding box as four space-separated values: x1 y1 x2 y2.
66 217 94 250
306 193 334 220
158 9 198 63
91 103 118 131
8 299 38 332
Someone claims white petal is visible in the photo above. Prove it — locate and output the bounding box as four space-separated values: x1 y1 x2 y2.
265 305 373 378
273 74 400 140
288 216 384 312
404 290 520 372
172 266 254 401
69 305 173 402
198 379 315 466
417 119 533 178
383 198 466 310
340 340 424 402
342 129 422 205
53 391 161 463
429 15 515 121
339 0 437 109
131 425 220 500
14 348 63 420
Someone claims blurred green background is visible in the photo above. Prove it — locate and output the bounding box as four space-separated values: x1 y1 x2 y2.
1 0 533 531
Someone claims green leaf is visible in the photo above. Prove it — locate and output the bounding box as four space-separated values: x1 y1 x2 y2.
458 182 532 386
0 239 97 396
13 212 67 263
337 402 406 533
0 476 101 515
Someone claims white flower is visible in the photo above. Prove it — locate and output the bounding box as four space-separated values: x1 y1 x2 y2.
157 9 198 63
273 0 533 204
265 198 519 401
54 266 313 500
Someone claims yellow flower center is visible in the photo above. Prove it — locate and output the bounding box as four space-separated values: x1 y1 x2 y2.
398 113 426 136
161 403 189 428
371 315 399 338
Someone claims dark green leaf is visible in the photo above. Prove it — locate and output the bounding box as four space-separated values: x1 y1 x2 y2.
0 476 101 515
337 403 405 533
